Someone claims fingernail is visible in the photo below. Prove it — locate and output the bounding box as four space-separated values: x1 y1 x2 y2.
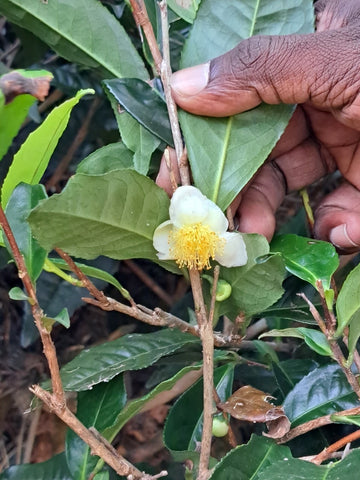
329 224 359 249
171 62 210 97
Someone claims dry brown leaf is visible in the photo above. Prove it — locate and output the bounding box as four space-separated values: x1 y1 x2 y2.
0 71 52 104
218 385 290 438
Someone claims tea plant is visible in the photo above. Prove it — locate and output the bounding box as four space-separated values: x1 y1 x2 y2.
1 1 360 479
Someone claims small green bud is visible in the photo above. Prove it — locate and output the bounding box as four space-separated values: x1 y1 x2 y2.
212 416 229 437
215 280 232 302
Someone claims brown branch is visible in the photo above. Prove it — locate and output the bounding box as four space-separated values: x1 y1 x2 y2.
208 265 220 327
0 206 65 403
129 0 162 74
0 217 154 477
278 405 360 444
298 290 360 399
277 415 333 444
159 0 190 186
297 292 327 335
312 429 360 465
30 385 160 479
55 247 136 307
316 280 337 334
189 269 213 480
330 340 360 400
55 247 244 347
163 146 179 193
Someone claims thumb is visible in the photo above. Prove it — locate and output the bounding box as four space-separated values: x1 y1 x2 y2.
170 30 359 117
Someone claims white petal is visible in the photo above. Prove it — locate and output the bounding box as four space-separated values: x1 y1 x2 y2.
203 200 228 234
215 232 247 268
170 186 208 227
153 220 174 260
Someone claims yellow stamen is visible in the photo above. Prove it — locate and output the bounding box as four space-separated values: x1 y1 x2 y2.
169 223 224 270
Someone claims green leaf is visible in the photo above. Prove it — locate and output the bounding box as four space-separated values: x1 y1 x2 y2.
216 234 286 319
5 183 48 281
93 473 109 480
209 435 291 480
51 307 70 328
283 364 358 427
164 364 234 462
104 78 174 147
297 327 332 358
21 257 119 348
271 234 339 291
0 94 35 161
28 170 170 262
76 142 134 175
0 0 148 80
54 330 200 391
336 263 360 348
66 376 126 480
0 452 72 480
168 0 201 23
262 302 318 325
257 449 360 480
272 359 319 401
180 0 314 210
8 286 30 302
47 257 131 301
260 327 332 358
102 363 203 442
104 86 161 176
331 414 360 427
1 89 94 207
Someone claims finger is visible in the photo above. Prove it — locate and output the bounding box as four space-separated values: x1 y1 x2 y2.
316 0 360 31
156 147 181 196
171 29 360 119
236 133 333 240
314 182 360 252
300 105 360 186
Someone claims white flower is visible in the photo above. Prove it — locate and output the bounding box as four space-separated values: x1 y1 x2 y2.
153 186 247 270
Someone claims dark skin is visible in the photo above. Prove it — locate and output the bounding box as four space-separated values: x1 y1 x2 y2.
157 0 360 253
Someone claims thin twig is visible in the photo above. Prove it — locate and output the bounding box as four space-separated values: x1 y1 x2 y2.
312 429 360 465
129 0 162 74
316 280 337 333
189 269 213 480
55 248 137 307
226 207 235 231
164 146 179 193
298 291 360 399
1 212 153 478
208 266 220 327
297 293 327 335
158 0 190 186
30 385 152 479
56 247 243 347
278 405 360 444
330 340 360 400
0 206 65 403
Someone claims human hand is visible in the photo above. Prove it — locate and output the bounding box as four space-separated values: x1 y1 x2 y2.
157 0 360 253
